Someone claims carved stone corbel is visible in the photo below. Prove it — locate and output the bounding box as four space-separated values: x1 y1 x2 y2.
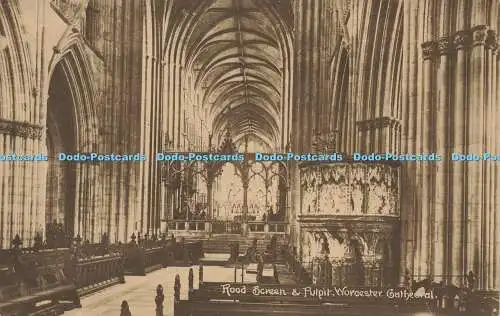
422 41 438 60
437 37 452 55
486 30 498 52
453 30 471 50
472 25 488 47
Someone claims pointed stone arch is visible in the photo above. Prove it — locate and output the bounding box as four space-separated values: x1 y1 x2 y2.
48 31 98 151
0 0 42 248
329 43 350 152
0 0 35 121
45 31 99 239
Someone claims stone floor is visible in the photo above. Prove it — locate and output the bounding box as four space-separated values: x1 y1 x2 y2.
63 264 271 316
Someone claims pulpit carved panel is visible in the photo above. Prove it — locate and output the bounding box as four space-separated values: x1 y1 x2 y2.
300 163 399 216
300 228 396 287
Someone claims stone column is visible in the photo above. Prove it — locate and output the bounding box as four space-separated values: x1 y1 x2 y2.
357 231 385 286
450 30 468 287
241 181 249 235
432 36 451 282
290 164 301 250
419 41 436 278
496 45 500 291
485 30 498 290
362 259 383 287
0 124 45 248
466 25 487 286
493 33 499 291
292 0 341 152
206 180 213 232
399 0 419 283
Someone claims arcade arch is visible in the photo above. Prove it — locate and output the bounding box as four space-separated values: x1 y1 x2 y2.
45 39 98 243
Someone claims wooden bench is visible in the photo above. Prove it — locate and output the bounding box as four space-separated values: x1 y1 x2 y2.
123 243 172 276
189 282 412 305
176 273 481 316
0 248 80 316
173 300 446 316
122 239 203 275
184 282 500 316
75 252 125 296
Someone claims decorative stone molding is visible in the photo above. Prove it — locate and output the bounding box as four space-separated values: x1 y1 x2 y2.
453 30 471 50
437 37 452 55
311 129 339 152
422 41 438 60
0 119 43 139
472 25 488 46
486 30 498 52
300 227 396 287
423 26 499 56
356 116 400 131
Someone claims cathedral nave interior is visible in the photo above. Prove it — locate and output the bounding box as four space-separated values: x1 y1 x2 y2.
0 0 499 315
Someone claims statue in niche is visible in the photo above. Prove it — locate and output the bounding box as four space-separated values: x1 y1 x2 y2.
321 236 330 257
350 183 363 214
367 184 380 214
312 233 323 258
319 183 334 215
332 184 347 213
305 234 313 262
302 184 309 213
387 190 397 215
303 182 317 214
374 185 390 214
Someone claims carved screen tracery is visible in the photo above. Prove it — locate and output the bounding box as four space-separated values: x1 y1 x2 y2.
214 163 243 220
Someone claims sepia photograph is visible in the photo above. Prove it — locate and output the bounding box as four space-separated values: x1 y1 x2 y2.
0 0 499 315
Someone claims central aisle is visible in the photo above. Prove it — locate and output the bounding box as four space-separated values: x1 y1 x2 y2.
64 266 199 316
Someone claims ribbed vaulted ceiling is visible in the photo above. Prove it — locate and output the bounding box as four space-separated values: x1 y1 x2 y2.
184 0 284 148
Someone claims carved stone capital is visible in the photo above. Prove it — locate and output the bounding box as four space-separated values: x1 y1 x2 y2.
472 25 488 46
453 30 472 50
437 37 452 55
356 117 400 131
0 119 43 139
486 30 498 52
421 41 438 60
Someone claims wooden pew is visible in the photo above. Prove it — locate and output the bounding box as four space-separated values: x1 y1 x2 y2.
0 248 80 316
122 242 172 276
174 239 204 265
174 301 425 316
466 290 499 316
75 251 125 296
178 279 452 316
182 279 498 316
188 282 410 305
122 237 203 275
